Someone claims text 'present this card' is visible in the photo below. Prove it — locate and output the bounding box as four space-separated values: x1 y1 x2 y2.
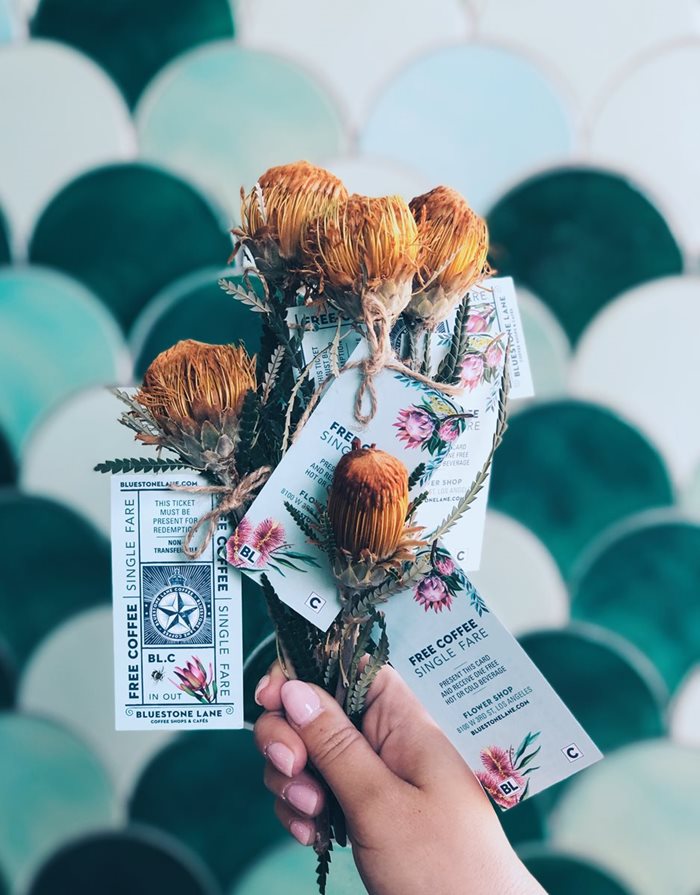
111 472 244 730
382 547 602 806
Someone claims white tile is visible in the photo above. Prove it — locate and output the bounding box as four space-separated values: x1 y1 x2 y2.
570 276 700 487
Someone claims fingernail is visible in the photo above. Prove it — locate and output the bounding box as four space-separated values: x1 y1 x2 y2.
281 680 322 727
290 819 315 846
285 782 319 816
265 741 295 777
254 674 270 705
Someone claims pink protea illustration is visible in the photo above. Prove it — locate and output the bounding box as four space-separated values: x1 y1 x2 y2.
226 517 253 567
438 417 461 443
434 554 455 576
394 407 435 447
481 745 516 778
460 354 485 390
475 744 528 809
475 769 524 810
171 656 217 704
467 313 489 333
414 573 453 612
252 518 286 564
485 339 504 368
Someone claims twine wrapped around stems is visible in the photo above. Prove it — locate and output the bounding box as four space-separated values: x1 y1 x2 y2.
170 466 272 559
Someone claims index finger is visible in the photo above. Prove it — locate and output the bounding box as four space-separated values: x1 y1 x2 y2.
254 659 288 712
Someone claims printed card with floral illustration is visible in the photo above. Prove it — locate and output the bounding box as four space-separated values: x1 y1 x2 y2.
229 344 506 630
382 544 601 806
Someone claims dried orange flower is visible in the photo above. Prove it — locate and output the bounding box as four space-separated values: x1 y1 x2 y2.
327 441 409 560
136 339 256 429
239 161 348 277
303 194 419 320
407 186 489 327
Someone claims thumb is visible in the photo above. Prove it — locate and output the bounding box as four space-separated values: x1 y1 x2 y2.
280 679 400 817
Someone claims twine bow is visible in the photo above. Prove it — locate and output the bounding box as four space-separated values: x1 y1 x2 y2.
170 466 272 559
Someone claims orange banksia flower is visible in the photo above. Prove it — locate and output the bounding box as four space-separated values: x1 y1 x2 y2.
238 161 348 280
407 186 489 327
136 339 256 429
303 194 420 321
328 441 409 560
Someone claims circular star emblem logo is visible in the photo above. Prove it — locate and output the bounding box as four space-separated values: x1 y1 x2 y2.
151 583 205 640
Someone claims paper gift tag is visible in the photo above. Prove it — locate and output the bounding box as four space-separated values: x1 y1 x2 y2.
382 546 602 806
111 472 244 730
230 346 504 629
288 304 362 386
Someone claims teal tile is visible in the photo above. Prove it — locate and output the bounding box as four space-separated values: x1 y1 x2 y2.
521 623 668 754
31 0 234 108
551 740 700 895
242 633 276 727
131 268 263 378
0 0 22 42
231 841 362 895
518 845 634 895
0 714 117 888
487 168 683 343
571 515 700 691
28 163 230 332
20 607 174 800
136 44 348 218
361 45 572 213
0 492 110 667
489 401 673 578
130 729 284 888
0 267 129 453
27 829 219 895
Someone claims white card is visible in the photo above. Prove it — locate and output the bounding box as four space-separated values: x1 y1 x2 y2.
111 472 244 730
382 549 601 806
288 305 362 386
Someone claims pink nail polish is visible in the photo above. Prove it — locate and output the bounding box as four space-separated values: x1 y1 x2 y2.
266 741 295 777
254 674 270 705
290 819 315 846
281 680 322 727
285 782 319 816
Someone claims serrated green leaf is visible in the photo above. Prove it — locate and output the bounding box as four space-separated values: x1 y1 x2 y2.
94 457 196 474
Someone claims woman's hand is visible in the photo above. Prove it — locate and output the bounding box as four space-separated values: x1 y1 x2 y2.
253 662 545 895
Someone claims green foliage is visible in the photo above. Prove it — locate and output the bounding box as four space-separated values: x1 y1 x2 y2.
94 457 195 474
407 462 426 490
436 292 470 385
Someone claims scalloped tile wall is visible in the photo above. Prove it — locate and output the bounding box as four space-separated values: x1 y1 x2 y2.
1 1 699 890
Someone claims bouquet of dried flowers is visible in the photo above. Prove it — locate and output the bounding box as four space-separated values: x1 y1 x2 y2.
98 160 507 892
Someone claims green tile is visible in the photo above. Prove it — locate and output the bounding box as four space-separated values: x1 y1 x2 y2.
521 623 668 753
31 0 234 108
130 729 284 888
27 829 219 895
20 607 174 800
498 796 546 847
136 44 347 219
28 163 231 332
0 714 117 888
0 267 129 453
519 846 633 895
489 401 673 578
0 426 15 485
551 740 700 895
0 492 110 667
0 205 9 265
231 841 362 895
487 168 683 343
571 516 700 691
242 633 276 727
131 268 263 378
0 638 15 709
